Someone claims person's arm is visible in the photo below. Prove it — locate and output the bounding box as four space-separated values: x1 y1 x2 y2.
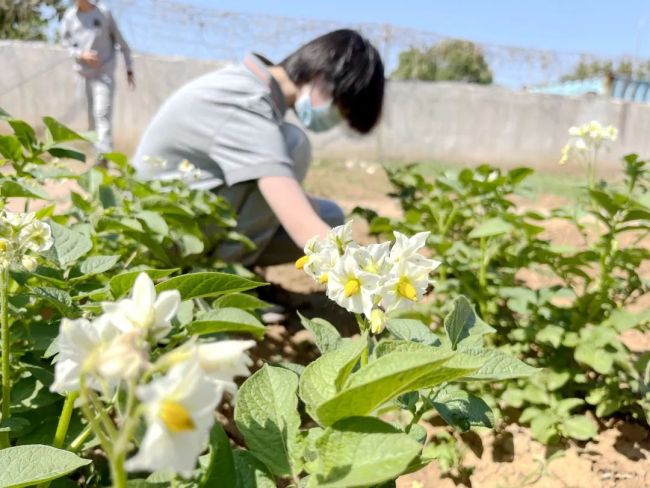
257 176 331 248
107 10 135 87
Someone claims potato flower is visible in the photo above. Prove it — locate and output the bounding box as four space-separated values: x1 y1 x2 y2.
103 272 181 342
51 316 121 393
125 359 219 476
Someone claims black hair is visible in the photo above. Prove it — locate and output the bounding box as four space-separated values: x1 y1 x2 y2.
280 29 385 134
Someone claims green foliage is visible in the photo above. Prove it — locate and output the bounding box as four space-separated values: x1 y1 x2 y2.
560 56 650 81
392 40 493 84
0 444 90 487
356 158 650 443
0 1 66 41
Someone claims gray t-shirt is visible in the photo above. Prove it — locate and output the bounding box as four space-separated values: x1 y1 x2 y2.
60 1 133 78
133 54 296 191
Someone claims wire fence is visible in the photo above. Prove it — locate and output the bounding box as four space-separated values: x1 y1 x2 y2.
99 0 635 88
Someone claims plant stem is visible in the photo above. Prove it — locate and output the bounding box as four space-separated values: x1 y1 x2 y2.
0 267 11 449
69 424 93 452
110 453 128 488
52 392 79 448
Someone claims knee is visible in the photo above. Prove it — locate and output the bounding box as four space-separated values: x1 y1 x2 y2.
281 123 311 182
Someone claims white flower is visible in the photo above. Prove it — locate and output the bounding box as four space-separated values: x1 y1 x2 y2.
125 359 219 476
3 210 35 229
95 330 150 383
390 231 429 261
357 242 391 275
196 340 255 396
178 159 196 174
328 221 354 254
19 220 53 252
21 255 37 272
51 316 120 394
380 260 433 312
327 249 380 316
103 273 181 342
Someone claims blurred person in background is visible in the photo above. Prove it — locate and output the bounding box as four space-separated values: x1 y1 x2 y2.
60 0 135 161
133 29 385 269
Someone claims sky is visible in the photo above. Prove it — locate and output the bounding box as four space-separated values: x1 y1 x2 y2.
183 0 650 59
103 0 650 87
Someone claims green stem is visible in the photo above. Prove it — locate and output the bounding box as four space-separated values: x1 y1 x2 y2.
0 267 11 449
52 392 79 448
477 237 489 319
110 453 128 488
68 424 92 452
79 378 113 458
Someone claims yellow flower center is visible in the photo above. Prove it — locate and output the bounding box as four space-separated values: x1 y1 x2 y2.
0 241 7 252
319 273 329 284
397 278 417 301
159 400 195 433
295 255 309 270
343 278 361 297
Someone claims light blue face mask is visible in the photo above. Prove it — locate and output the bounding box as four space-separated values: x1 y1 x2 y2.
294 88 342 133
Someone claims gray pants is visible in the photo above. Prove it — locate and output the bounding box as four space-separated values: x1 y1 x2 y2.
216 122 344 266
83 72 115 155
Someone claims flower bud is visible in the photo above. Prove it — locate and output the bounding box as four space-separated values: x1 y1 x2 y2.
21 255 37 272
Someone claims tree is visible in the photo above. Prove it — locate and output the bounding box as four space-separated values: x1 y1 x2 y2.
392 40 493 84
560 56 650 81
0 0 66 41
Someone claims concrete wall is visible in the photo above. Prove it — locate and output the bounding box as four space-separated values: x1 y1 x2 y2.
3 40 650 172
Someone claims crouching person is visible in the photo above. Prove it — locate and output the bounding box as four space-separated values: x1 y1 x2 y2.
132 29 384 266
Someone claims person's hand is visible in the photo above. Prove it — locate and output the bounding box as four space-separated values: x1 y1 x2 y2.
127 71 136 89
79 50 100 68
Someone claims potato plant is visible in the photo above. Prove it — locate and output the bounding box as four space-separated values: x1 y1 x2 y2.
356 151 650 444
0 114 537 487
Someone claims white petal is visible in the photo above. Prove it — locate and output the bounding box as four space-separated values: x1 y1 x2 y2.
131 273 156 311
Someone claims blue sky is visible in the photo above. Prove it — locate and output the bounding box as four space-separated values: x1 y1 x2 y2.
105 0 650 86
184 0 650 58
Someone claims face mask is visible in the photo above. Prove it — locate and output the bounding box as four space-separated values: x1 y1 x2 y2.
294 87 342 133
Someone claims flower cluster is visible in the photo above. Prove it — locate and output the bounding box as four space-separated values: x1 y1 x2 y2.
0 209 53 271
297 222 440 334
559 120 618 165
51 273 254 475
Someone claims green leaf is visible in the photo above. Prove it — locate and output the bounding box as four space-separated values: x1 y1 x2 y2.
386 318 440 345
315 348 481 426
574 345 614 374
431 387 494 432
8 119 37 149
156 272 265 300
30 287 73 314
374 339 431 357
200 424 236 488
45 221 92 267
299 312 342 353
109 268 179 298
46 147 86 162
0 135 23 160
444 296 495 350
299 338 367 412
136 210 169 236
530 415 558 444
0 179 49 199
451 349 539 381
562 416 598 441
0 417 31 437
535 325 564 348
234 365 302 477
215 293 269 310
74 255 120 277
98 185 118 208
468 217 513 238
0 444 90 487
232 450 276 488
310 417 421 487
43 116 86 143
187 308 266 338
179 234 204 256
